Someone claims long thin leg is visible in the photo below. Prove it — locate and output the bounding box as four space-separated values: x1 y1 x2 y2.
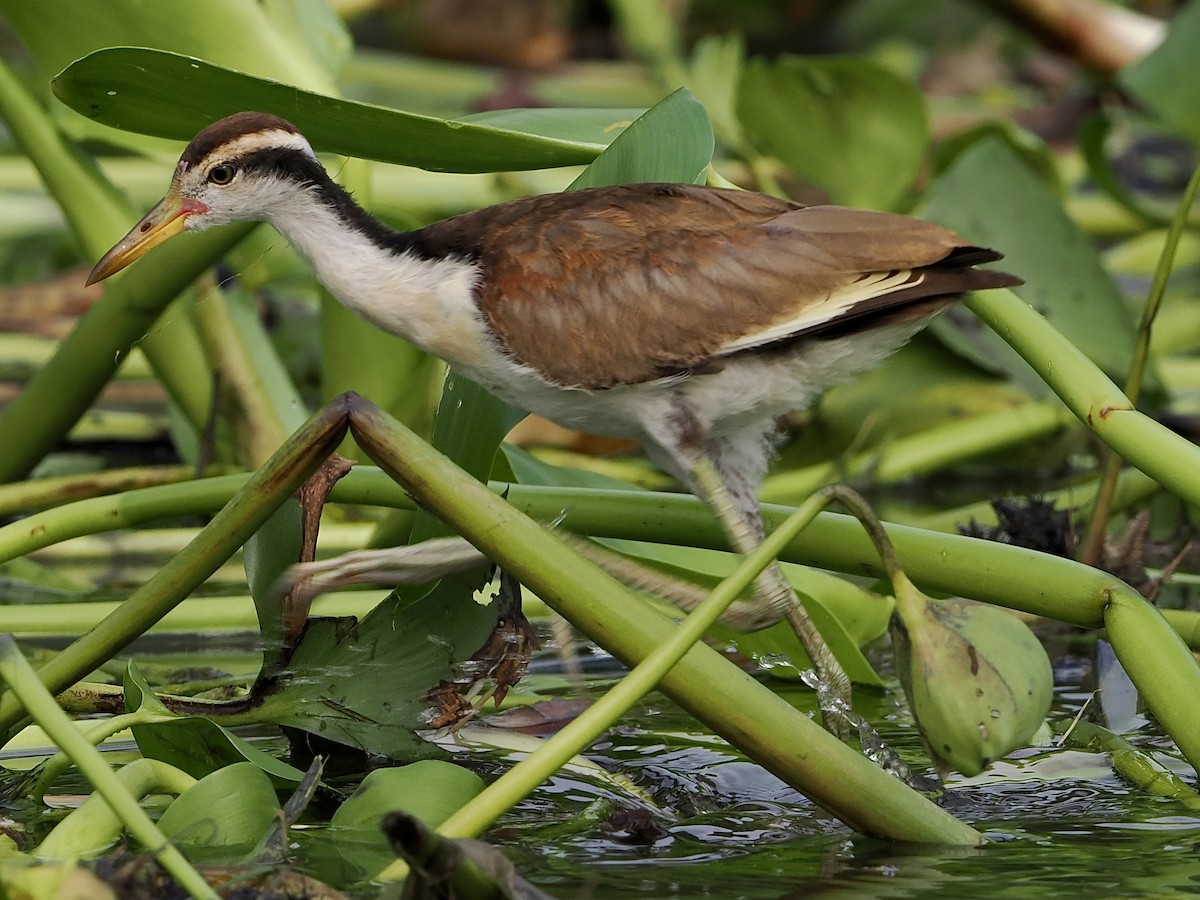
691 456 852 736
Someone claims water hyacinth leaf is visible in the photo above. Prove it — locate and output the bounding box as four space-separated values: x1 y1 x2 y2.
248 586 503 759
686 31 750 152
0 0 340 93
890 581 1053 776
737 54 928 209
156 762 281 863
124 662 309 786
329 760 484 875
1121 0 1200 145
52 48 605 173
1 0 342 158
568 87 714 190
458 106 648 146
932 119 1061 195
923 136 1145 396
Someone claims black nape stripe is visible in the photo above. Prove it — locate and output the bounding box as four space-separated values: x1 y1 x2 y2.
233 147 462 263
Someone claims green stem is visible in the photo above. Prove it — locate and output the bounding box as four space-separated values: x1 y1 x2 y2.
0 465 232 518
0 638 213 897
1054 719 1200 810
965 289 1200 508
31 710 175 802
1079 159 1200 565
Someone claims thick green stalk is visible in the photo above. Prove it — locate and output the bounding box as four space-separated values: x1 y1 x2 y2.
965 289 1200 508
34 758 198 859
188 273 292 468
0 638 214 898
32 710 175 802
0 222 252 482
1078 161 1200 564
348 401 980 845
0 465 230 517
0 54 129 250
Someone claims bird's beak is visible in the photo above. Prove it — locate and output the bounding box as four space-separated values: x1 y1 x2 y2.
86 191 208 285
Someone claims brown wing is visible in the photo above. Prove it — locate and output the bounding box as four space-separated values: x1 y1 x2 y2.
418 183 1019 388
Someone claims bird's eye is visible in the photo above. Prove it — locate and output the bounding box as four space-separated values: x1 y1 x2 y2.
208 164 236 185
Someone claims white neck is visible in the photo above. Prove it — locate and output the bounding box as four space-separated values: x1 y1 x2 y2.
263 192 491 368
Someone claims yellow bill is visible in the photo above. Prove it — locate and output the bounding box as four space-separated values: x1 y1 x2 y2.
86 192 208 285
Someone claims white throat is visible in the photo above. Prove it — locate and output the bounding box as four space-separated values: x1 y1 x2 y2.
263 194 491 369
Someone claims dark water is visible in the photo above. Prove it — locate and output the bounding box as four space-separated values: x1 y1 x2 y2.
470 653 1200 899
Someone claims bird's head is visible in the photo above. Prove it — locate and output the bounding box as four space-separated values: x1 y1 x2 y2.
87 111 318 285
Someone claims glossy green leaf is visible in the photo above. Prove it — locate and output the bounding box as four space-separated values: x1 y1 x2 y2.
52 48 604 173
1 0 338 92
328 760 484 876
923 136 1144 395
737 54 927 209
459 106 646 145
248 588 502 759
932 119 1061 195
156 762 280 863
124 663 309 786
1 0 340 156
1121 0 1200 145
569 87 714 189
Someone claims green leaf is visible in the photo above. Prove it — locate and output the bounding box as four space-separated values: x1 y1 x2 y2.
52 48 605 173
568 87 714 190
686 32 750 152
737 54 928 209
459 106 646 145
249 589 501 759
932 120 1061 195
157 762 280 863
923 136 1145 395
328 760 484 876
0 0 339 92
124 662 310 786
502 444 643 491
1121 1 1200 145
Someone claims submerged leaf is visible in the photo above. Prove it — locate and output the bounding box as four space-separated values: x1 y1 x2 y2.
891 580 1052 776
